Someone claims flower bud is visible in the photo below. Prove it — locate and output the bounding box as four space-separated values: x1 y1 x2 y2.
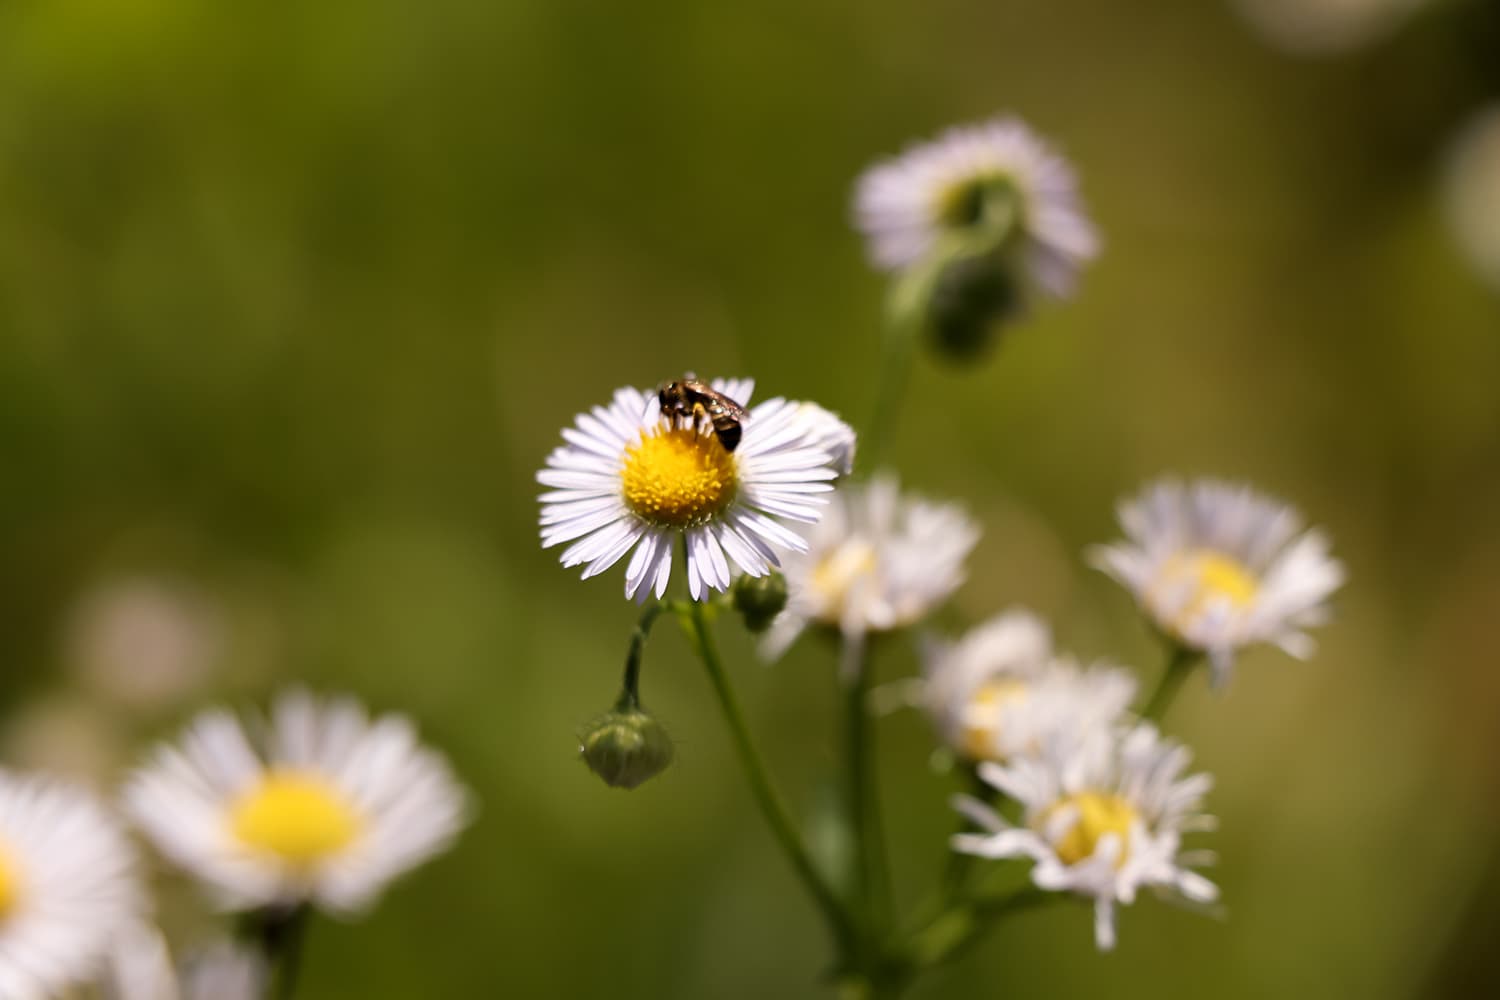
579 706 674 789
732 572 788 634
924 248 1025 363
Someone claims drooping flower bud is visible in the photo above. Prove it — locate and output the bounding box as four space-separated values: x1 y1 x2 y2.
579 706 674 790
732 572 789 634
924 247 1025 362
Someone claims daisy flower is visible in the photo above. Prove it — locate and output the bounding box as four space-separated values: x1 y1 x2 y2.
123 690 470 915
853 116 1099 298
104 924 265 1000
539 378 854 601
0 772 143 999
1089 478 1345 687
762 474 979 665
952 723 1218 951
923 614 1137 763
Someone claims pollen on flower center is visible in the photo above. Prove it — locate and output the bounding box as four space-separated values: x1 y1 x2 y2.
620 425 738 527
1158 549 1259 628
230 771 361 865
1045 792 1138 868
0 841 21 921
959 678 1029 760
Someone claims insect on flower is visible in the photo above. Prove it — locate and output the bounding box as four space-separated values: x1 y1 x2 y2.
657 375 750 453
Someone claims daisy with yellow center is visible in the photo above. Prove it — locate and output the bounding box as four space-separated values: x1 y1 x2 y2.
0 772 143 998
761 474 979 665
539 379 855 601
853 115 1099 299
952 724 1218 951
1090 478 1345 687
921 609 1138 763
123 690 470 914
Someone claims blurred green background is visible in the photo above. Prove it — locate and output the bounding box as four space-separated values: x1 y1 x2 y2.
2 0 1498 996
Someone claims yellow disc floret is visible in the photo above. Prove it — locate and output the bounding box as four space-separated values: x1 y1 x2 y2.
958 678 1030 760
1156 548 1259 633
0 840 22 921
1044 792 1138 867
231 771 362 866
621 426 738 527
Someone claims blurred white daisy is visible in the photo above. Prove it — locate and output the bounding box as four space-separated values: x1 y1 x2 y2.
124 690 470 915
1444 104 1500 293
952 723 1218 951
1230 0 1425 55
921 610 1136 761
0 772 143 999
762 475 979 666
539 378 853 601
105 923 265 1000
1089 479 1345 687
853 116 1099 298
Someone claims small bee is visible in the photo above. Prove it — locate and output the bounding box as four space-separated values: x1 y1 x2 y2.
657 376 749 452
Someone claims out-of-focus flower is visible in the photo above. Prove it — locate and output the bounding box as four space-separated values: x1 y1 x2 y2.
920 609 1052 755
952 724 1218 951
123 690 470 915
922 612 1136 762
853 116 1099 300
538 379 854 601
2 696 124 784
0 772 143 998
1089 479 1344 687
1444 104 1500 293
762 475 979 666
104 924 265 1000
1229 0 1426 55
579 706 675 790
66 576 222 711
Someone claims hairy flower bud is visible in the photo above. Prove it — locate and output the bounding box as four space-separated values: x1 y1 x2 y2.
732 572 789 634
579 707 674 790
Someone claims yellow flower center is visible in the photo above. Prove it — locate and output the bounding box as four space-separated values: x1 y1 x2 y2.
1157 549 1259 631
1044 792 1138 868
0 841 22 921
230 771 362 866
809 540 878 619
620 426 738 527
958 678 1029 760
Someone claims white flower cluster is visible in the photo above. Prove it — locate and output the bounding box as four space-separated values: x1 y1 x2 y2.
0 690 470 998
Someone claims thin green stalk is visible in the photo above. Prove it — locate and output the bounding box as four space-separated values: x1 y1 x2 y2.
617 602 665 710
1141 644 1201 722
903 886 1055 971
255 905 310 1000
681 599 855 950
843 639 893 939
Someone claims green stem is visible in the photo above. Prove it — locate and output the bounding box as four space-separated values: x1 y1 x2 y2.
681 599 855 950
1141 644 1201 723
256 905 310 1000
617 602 665 710
863 268 931 470
844 640 893 937
904 886 1054 971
